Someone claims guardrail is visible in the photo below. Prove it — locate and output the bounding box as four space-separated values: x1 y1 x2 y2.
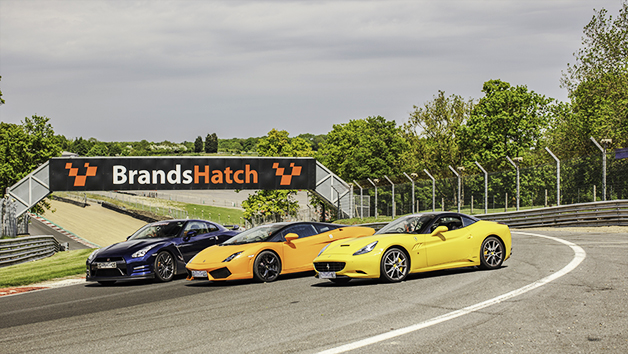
477 200 628 228
0 235 60 268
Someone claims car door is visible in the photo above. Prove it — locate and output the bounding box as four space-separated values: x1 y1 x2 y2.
278 223 321 272
178 221 220 261
423 215 473 267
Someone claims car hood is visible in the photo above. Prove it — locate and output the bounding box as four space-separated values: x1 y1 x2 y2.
188 243 266 266
319 234 385 255
95 239 169 257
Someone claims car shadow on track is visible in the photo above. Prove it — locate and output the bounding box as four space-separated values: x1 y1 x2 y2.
84 274 189 287
184 271 317 287
311 265 509 287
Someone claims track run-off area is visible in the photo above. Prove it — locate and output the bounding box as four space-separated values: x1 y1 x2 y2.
1 228 627 353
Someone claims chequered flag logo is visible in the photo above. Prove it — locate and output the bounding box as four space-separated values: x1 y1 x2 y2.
65 162 98 187
272 162 302 186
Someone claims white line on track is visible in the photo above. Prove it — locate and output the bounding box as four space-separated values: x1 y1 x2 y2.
317 231 586 354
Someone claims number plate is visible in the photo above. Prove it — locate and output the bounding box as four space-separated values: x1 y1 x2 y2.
96 262 117 269
319 271 336 279
192 270 208 278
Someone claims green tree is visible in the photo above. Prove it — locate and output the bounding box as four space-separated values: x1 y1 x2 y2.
194 136 203 153
317 116 409 182
459 80 553 170
555 2 628 155
1 116 62 212
403 90 473 173
241 129 312 224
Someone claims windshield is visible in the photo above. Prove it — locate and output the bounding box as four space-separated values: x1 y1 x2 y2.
222 224 285 245
375 215 433 235
128 221 186 240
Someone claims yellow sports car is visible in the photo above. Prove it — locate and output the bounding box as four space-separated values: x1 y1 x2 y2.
186 222 375 282
313 212 512 284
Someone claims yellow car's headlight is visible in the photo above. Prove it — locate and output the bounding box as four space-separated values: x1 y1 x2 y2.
353 241 378 256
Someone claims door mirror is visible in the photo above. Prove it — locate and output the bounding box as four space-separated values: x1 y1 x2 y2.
285 233 299 242
183 230 198 241
430 225 448 236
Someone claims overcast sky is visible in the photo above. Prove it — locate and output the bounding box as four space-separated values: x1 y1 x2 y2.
0 0 624 142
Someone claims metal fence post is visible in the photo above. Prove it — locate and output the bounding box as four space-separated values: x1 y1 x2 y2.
590 137 611 201
403 172 416 214
545 147 561 206
506 156 522 211
353 180 363 219
423 170 436 212
384 176 395 219
448 166 461 213
474 161 488 214
367 178 378 218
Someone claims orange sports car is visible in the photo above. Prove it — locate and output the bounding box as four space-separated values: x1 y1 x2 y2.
186 222 375 282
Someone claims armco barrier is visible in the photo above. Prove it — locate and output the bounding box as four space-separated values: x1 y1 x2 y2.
0 235 60 268
477 200 628 228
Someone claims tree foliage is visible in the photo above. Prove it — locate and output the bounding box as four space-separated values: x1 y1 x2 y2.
194 136 203 153
403 90 473 173
459 80 553 170
241 129 312 224
317 116 409 182
1 116 62 210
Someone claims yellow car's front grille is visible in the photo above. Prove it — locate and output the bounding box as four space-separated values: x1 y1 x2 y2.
314 262 345 272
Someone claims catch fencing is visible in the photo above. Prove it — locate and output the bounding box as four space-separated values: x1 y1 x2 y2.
0 235 60 268
351 152 628 219
1 198 29 237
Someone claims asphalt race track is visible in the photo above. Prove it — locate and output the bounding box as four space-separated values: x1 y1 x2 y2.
1 229 627 353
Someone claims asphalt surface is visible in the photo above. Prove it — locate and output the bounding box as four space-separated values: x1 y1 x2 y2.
0 229 626 353
28 217 91 250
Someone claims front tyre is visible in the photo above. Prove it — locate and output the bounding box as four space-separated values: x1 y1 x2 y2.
479 236 504 270
380 247 409 282
154 251 176 282
253 251 281 282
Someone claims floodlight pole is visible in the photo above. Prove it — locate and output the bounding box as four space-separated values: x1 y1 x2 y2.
448 165 461 213
367 178 378 218
590 137 610 201
353 180 363 219
506 156 522 211
474 161 488 214
424 169 436 211
403 172 415 214
545 147 561 206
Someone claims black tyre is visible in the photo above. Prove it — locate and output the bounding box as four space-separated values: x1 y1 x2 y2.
479 236 504 270
154 251 176 282
253 251 281 282
380 247 409 283
329 278 351 285
97 281 115 286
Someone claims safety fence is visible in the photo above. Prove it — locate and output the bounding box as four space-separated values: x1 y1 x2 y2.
0 235 61 268
1 198 29 237
477 200 628 228
351 152 628 219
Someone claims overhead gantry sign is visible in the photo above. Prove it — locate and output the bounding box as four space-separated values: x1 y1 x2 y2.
8 157 353 218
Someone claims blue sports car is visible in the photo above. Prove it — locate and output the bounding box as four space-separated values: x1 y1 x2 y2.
86 219 239 285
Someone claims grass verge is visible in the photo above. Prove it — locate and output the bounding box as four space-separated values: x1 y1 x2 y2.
0 249 93 288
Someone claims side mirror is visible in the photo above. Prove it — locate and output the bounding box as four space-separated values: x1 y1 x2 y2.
285 233 299 242
430 225 448 236
184 230 198 241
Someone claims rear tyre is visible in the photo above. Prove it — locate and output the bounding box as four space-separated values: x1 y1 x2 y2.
479 236 504 270
154 251 176 282
253 251 281 282
380 247 409 283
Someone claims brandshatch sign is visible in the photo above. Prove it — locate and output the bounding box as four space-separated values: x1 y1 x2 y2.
49 157 316 191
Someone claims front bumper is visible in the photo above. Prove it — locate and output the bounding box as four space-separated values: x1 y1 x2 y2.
86 258 157 282
313 251 383 280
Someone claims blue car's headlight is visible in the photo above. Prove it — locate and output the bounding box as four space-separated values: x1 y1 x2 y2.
87 249 99 262
317 244 330 257
353 241 378 256
223 251 243 262
132 245 156 258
